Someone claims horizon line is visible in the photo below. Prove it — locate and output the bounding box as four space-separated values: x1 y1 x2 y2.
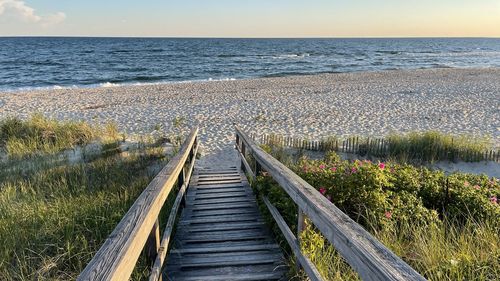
1 35 500 39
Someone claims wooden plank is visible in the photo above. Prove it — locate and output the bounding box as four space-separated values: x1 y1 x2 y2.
263 197 323 281
191 191 247 197
183 222 266 233
193 198 254 205
167 264 286 281
170 243 279 255
169 272 285 281
191 182 244 189
168 253 283 268
182 231 269 243
191 202 256 211
180 215 263 225
193 174 241 181
78 128 199 281
196 179 243 185
193 186 247 195
190 209 259 217
235 126 426 281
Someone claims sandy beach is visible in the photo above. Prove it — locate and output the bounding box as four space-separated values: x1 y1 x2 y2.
1 68 499 165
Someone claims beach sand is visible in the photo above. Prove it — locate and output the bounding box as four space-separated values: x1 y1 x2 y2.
1 68 499 166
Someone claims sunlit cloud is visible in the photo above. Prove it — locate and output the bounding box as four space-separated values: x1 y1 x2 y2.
0 0 65 26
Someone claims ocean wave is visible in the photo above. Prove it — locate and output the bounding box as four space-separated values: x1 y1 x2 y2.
272 53 310 59
0 77 240 93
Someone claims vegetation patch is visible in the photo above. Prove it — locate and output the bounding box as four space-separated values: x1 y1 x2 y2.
0 114 120 159
254 146 499 280
0 115 174 280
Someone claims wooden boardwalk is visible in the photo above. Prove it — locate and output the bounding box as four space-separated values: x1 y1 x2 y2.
164 166 287 280
79 128 426 281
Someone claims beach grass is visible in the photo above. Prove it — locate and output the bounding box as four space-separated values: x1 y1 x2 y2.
0 116 172 280
260 131 494 163
384 131 492 163
0 114 120 159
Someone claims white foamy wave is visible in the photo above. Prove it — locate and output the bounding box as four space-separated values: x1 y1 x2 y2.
100 82 120 88
2 78 240 93
273 53 310 59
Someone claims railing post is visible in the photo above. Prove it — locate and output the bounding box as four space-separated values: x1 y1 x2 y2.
241 141 247 173
296 208 306 270
145 219 160 265
255 161 262 176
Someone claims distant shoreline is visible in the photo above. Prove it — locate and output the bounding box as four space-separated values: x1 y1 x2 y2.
2 66 500 94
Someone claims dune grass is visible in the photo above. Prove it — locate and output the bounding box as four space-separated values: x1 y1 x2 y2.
0 114 120 159
260 131 494 163
0 115 173 280
383 131 492 163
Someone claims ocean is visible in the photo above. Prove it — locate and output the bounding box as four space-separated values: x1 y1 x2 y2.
1 37 499 91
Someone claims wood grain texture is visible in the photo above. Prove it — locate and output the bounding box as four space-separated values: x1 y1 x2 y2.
235 126 426 281
164 168 286 280
78 128 198 281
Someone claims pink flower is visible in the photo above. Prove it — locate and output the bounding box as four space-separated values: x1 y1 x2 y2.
319 164 326 169
490 196 498 204
464 181 470 187
384 211 392 219
330 167 337 172
473 185 481 190
351 167 357 173
326 195 332 201
319 187 327 195
378 163 385 170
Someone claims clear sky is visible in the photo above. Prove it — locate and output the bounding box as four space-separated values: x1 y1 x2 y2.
1 0 499 37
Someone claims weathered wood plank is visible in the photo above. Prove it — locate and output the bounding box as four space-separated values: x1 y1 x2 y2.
191 202 256 211
167 264 286 281
191 183 245 189
194 176 242 181
190 192 248 200
190 209 260 217
169 272 285 281
168 252 283 267
196 179 243 185
179 215 263 225
235 126 426 281
78 128 199 281
170 243 279 254
193 198 255 205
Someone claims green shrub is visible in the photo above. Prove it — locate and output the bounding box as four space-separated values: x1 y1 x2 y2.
254 150 499 280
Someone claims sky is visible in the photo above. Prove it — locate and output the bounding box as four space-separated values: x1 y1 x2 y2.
0 0 500 37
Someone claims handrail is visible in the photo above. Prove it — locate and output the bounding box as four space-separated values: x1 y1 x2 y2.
78 128 199 281
235 126 426 281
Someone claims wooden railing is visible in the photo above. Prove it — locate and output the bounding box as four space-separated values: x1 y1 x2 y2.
78 128 199 281
235 126 426 281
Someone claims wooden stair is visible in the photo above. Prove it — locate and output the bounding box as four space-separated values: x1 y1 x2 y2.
164 166 287 280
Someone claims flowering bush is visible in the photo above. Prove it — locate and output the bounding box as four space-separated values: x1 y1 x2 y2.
294 152 498 229
295 153 443 229
254 150 500 280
